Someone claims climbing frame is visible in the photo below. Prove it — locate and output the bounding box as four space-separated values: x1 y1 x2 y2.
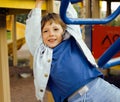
0 0 54 102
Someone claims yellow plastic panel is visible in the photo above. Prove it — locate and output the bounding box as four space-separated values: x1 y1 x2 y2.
0 0 46 10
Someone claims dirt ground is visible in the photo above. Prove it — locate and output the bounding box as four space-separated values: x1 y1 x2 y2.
9 44 120 102
9 44 49 102
9 66 48 102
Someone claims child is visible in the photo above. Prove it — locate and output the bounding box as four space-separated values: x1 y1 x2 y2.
25 0 120 102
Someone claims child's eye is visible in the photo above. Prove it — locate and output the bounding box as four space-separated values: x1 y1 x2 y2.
54 28 59 31
43 30 48 33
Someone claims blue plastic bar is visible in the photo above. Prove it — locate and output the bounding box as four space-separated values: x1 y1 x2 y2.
102 57 120 69
98 38 120 68
70 0 83 3
60 0 120 24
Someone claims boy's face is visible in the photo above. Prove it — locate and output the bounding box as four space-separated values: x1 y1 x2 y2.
42 21 64 48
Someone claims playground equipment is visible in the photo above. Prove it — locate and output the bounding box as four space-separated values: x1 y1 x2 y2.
60 0 120 69
8 37 25 55
7 15 26 56
7 18 26 56
0 0 119 102
0 0 46 10
98 38 120 68
0 0 54 102
60 0 120 24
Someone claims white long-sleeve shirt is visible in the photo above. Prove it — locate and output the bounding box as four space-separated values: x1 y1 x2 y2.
25 3 97 101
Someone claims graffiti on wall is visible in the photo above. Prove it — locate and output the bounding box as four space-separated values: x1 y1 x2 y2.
92 25 120 59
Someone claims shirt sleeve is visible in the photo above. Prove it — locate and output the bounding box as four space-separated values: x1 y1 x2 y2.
66 3 82 38
25 8 43 56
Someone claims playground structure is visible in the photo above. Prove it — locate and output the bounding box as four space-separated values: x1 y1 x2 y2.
60 0 120 67
7 16 26 56
0 0 120 102
0 0 54 102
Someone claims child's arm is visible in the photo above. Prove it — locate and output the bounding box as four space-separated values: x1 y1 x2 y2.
35 0 43 8
66 3 82 38
25 0 43 55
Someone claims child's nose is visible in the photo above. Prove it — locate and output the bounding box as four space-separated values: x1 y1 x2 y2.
49 31 54 36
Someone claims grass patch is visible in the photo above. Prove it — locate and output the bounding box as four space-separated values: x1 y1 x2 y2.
7 30 11 40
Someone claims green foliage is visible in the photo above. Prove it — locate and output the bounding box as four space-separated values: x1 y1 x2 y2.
109 16 120 26
7 30 11 40
73 4 82 18
16 14 27 24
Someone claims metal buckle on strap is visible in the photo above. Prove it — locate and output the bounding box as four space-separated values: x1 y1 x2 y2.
78 85 89 96
68 85 89 100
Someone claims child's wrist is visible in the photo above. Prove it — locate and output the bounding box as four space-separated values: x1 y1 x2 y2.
35 0 43 8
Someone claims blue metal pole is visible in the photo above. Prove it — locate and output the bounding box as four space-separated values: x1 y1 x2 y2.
60 0 120 24
98 38 120 68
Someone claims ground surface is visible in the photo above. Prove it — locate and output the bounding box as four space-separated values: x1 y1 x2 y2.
9 44 48 102
9 44 120 102
9 66 120 102
10 66 48 102
10 66 120 102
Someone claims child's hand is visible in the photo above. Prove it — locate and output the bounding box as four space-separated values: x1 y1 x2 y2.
35 0 44 8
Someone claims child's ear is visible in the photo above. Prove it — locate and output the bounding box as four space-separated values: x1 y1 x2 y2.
61 30 64 34
63 30 67 34
62 30 66 38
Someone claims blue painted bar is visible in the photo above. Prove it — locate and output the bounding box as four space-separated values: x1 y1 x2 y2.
102 57 120 69
60 0 120 68
98 38 120 68
60 0 120 24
